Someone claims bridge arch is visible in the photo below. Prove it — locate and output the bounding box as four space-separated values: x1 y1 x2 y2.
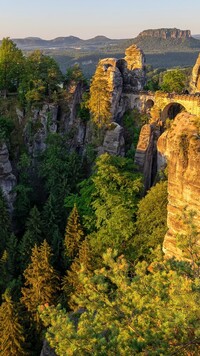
145 99 154 112
161 102 186 121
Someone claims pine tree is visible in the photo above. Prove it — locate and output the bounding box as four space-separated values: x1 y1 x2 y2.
42 194 62 263
0 234 18 295
63 239 92 309
19 206 43 271
21 240 59 329
64 204 84 260
0 290 26 355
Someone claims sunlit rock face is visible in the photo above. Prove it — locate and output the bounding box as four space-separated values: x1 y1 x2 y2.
92 45 146 122
138 28 191 39
99 122 125 156
157 112 200 259
0 143 16 211
99 58 124 119
124 44 145 71
190 53 200 93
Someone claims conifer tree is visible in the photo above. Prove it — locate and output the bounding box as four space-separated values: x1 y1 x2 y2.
133 180 168 261
0 291 26 355
40 249 200 355
21 240 59 329
64 204 84 260
89 63 112 127
42 194 62 263
0 234 18 295
63 239 92 309
19 206 43 271
0 189 11 255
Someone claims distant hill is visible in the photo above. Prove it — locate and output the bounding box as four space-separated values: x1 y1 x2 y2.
0 28 199 76
6 28 200 52
193 34 200 40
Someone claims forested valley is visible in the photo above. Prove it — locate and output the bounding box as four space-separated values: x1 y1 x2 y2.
0 38 200 355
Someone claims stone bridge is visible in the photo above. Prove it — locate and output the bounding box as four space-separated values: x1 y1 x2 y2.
133 90 200 192
125 91 200 120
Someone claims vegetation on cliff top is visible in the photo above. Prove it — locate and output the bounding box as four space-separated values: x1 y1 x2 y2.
0 38 199 355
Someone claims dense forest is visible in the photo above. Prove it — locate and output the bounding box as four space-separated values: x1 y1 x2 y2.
0 38 200 355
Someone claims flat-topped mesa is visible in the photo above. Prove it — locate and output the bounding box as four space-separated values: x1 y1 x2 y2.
138 28 191 39
190 53 200 93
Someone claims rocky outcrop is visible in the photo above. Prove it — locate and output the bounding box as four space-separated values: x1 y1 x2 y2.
134 124 160 190
190 53 200 93
99 122 125 156
40 340 56 356
0 143 16 211
138 28 191 39
24 104 58 157
24 82 87 157
157 112 200 259
124 45 145 71
92 45 146 122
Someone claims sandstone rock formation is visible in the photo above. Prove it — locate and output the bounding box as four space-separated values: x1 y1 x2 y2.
24 81 87 157
91 45 146 122
99 122 125 156
134 124 160 191
138 28 191 39
190 53 200 93
157 112 200 259
124 45 145 71
24 104 58 157
0 143 16 211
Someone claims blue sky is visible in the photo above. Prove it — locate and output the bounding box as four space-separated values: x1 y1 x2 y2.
0 0 199 39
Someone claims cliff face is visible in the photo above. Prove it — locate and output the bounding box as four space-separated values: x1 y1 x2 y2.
138 28 191 39
0 143 16 211
190 53 200 93
134 123 159 191
24 82 87 158
157 112 200 259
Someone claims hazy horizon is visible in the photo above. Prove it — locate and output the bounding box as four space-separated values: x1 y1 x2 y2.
0 0 199 40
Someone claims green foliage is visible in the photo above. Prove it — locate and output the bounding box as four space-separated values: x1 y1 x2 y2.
0 38 25 96
40 249 200 355
133 180 168 261
18 49 63 106
0 291 26 355
122 109 148 156
177 208 200 271
62 239 93 310
19 206 43 271
13 153 33 229
21 240 59 330
0 234 19 297
42 194 62 264
160 68 187 93
0 189 11 255
64 204 84 260
77 92 90 122
65 64 84 86
39 133 82 230
0 116 14 141
89 63 112 127
65 177 97 234
90 153 143 253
